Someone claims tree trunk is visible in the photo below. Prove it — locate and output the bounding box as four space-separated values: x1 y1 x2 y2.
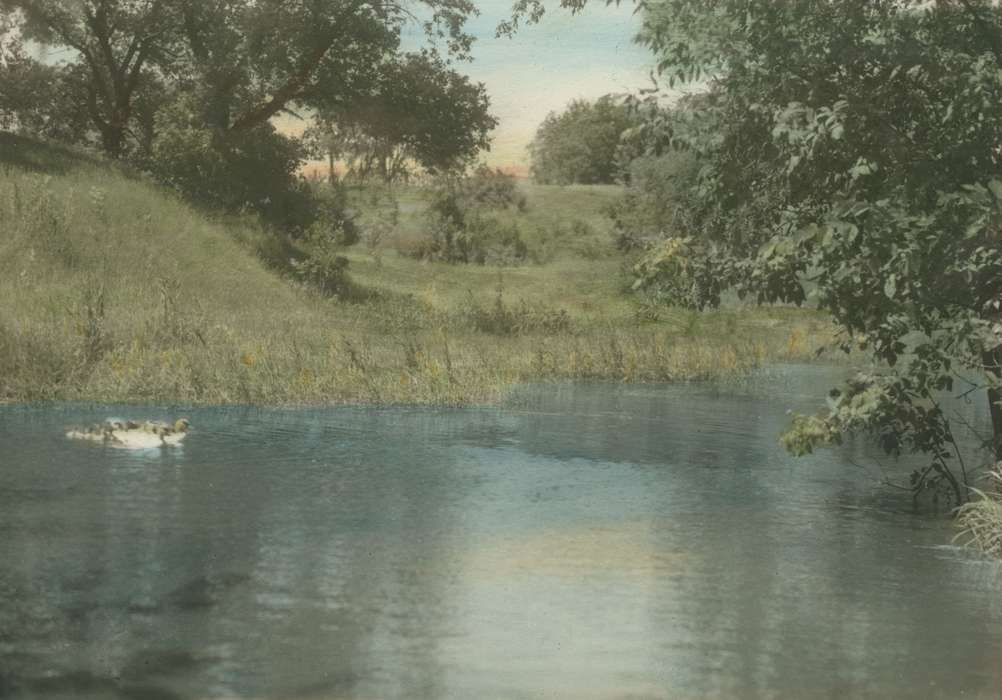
99 122 126 159
984 350 1002 460
328 150 337 185
378 151 388 183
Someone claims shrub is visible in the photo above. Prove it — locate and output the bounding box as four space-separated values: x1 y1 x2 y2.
462 165 527 211
148 96 317 230
421 211 528 265
414 171 529 265
290 226 355 298
608 153 701 252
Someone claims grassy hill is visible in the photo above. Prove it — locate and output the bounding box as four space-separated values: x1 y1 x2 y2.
0 133 832 405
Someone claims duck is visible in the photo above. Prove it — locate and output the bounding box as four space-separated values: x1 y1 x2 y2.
66 418 191 449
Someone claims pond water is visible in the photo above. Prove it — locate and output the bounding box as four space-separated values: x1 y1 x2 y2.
3 364 1002 699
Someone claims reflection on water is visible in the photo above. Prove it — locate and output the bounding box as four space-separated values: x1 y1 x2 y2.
2 365 1002 699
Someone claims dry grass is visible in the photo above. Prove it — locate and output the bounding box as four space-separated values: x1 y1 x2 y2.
0 134 834 406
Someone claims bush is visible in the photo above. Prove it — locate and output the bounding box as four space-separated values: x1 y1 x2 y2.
420 211 528 265
290 226 355 298
315 193 360 247
148 96 317 230
462 165 527 211
412 170 529 265
608 153 701 251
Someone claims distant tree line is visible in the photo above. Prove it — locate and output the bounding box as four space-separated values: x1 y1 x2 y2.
528 96 638 185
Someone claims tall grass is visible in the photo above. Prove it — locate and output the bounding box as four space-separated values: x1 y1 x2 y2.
0 134 834 406
956 465 1002 557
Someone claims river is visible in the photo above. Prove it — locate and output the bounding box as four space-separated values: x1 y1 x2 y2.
2 364 1001 699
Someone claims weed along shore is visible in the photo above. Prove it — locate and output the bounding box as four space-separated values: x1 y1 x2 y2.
0 135 832 406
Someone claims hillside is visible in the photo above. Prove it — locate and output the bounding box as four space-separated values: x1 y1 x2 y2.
0 134 831 405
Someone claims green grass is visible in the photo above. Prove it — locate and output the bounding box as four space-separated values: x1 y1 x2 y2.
343 180 621 263
0 133 834 406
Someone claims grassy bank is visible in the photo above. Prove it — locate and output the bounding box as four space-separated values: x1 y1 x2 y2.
0 134 833 406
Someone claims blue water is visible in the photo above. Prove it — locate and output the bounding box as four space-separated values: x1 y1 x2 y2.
2 365 1001 699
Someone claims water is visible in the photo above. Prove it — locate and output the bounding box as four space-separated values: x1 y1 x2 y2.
2 365 1002 699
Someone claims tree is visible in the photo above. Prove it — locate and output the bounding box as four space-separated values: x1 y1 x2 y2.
1 0 176 156
1 0 496 227
521 0 1002 503
528 96 636 185
0 0 480 157
306 51 497 184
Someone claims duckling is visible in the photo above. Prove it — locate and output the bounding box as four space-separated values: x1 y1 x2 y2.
65 424 107 442
66 421 120 444
67 417 192 449
110 417 191 449
160 418 191 446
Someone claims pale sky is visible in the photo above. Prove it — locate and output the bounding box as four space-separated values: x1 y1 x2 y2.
439 0 656 171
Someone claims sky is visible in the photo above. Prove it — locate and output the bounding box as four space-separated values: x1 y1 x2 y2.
436 0 656 172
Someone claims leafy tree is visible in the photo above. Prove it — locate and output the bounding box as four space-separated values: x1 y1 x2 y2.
520 0 1002 503
306 51 497 184
1 0 176 156
528 96 636 185
0 0 480 156
1 0 495 228
149 93 316 228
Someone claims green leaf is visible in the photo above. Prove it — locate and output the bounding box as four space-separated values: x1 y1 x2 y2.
883 274 897 299
989 179 1002 202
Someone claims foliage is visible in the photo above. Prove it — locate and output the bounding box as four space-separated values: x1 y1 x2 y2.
0 33 89 141
1 0 478 152
148 96 316 228
566 0 1002 503
415 168 530 264
529 96 637 185
461 164 527 210
0 0 492 233
421 208 529 266
305 52 497 183
608 151 701 251
290 226 354 299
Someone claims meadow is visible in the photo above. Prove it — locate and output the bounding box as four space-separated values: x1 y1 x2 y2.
0 133 833 406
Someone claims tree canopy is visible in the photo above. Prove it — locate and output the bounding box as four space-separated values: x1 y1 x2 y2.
305 51 497 183
528 96 636 185
0 0 495 224
0 1 490 156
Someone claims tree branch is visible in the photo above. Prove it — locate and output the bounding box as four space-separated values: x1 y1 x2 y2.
229 39 336 131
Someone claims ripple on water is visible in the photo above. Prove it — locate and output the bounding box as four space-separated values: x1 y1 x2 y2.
1 368 1002 699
